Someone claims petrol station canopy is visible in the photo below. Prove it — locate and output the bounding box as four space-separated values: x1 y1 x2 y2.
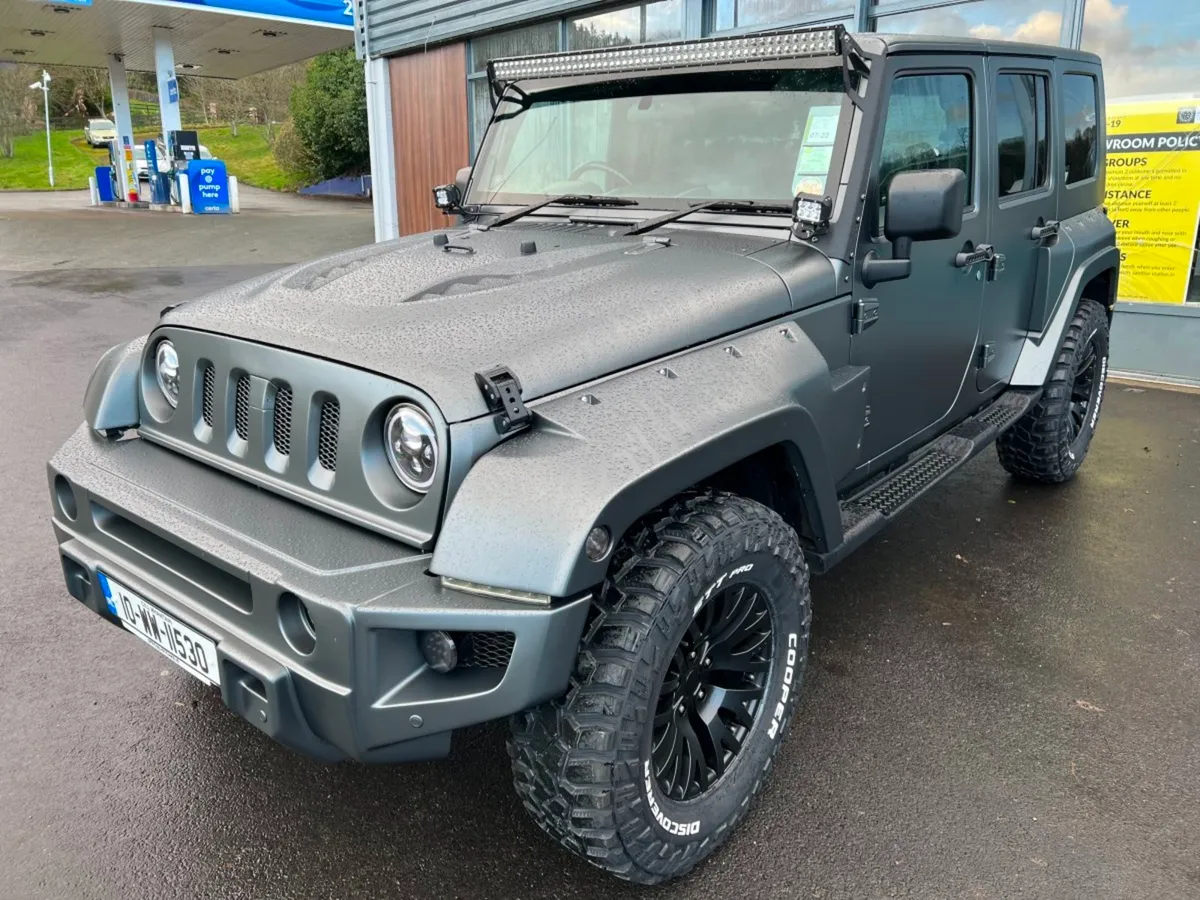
0 0 353 78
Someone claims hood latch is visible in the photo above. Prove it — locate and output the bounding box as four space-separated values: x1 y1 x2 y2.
476 366 532 434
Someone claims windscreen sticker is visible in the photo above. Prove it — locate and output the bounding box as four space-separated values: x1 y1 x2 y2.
802 106 841 145
794 105 841 196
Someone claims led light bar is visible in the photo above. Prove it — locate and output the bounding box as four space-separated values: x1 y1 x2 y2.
489 25 843 85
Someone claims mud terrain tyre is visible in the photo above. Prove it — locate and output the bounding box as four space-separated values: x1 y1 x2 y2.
507 491 812 884
997 298 1110 483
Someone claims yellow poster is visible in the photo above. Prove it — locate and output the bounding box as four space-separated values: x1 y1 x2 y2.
1106 98 1200 304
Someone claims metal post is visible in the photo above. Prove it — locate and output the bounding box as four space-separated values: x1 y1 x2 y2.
365 56 399 241
28 71 53 188
153 27 183 152
42 72 54 187
107 55 138 202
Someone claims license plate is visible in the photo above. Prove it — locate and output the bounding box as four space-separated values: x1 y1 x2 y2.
98 572 220 686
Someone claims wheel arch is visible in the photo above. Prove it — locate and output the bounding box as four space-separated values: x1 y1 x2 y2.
432 324 855 598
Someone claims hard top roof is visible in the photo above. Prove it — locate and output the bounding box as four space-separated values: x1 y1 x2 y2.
863 32 1101 65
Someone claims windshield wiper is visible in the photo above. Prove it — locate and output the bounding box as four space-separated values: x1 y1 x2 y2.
485 194 639 229
626 200 792 236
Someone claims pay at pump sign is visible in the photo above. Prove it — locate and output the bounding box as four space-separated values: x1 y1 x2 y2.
187 160 230 214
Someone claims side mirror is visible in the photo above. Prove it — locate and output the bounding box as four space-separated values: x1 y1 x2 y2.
454 166 472 200
861 168 967 288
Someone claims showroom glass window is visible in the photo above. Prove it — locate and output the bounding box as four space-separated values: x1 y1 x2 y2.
872 0 1068 43
712 0 850 32
996 73 1049 196
876 73 973 227
1062 74 1098 185
467 23 561 158
569 0 686 49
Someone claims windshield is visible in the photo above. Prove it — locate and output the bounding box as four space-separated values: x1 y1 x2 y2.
468 67 848 209
91 119 114 129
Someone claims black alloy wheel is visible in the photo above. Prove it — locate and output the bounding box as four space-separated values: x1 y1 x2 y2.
1067 335 1101 442
652 583 772 802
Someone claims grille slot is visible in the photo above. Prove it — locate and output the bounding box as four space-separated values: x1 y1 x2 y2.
317 399 339 471
457 632 515 669
234 375 251 441
272 384 293 456
201 364 215 428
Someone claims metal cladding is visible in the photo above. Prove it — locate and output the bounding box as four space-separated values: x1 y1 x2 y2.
489 26 842 84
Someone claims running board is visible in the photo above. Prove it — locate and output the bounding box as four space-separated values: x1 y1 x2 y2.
811 388 1040 572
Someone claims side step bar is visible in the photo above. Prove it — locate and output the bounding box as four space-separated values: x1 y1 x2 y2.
810 388 1040 572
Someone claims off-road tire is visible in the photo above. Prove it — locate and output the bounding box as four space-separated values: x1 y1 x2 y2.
997 298 1110 483
507 491 812 884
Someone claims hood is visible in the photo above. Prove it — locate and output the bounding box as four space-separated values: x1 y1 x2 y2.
162 224 827 422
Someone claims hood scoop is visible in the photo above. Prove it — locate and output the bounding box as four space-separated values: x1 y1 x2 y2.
413 273 521 301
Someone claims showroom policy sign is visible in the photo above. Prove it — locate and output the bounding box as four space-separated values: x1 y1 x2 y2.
1106 100 1200 304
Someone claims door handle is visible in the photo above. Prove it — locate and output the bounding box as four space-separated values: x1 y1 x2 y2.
1029 220 1060 242
954 244 995 267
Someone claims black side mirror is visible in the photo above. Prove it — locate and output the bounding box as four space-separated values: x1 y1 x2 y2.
861 168 967 288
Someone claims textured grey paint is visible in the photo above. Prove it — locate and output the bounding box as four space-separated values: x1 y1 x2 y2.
83 336 145 433
432 311 863 596
160 225 809 423
49 424 591 761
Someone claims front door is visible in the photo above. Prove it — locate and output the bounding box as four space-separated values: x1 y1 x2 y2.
851 61 987 465
978 60 1059 391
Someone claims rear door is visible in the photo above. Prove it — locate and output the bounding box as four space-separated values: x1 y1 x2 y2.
850 58 987 465
977 59 1058 390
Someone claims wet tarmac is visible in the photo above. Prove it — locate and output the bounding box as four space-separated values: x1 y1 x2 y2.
1 257 1198 900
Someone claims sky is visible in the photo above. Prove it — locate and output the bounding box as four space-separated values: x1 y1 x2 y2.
878 0 1200 99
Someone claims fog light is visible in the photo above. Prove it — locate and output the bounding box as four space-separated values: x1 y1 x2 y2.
420 630 458 673
585 525 612 562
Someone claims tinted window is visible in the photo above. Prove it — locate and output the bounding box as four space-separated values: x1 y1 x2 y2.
996 73 1049 196
1063 74 1098 185
878 73 973 222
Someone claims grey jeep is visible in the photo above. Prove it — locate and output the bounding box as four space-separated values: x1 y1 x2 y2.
48 25 1117 884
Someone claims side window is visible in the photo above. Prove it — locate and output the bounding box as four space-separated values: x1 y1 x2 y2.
996 73 1049 197
877 73 973 226
1063 74 1098 185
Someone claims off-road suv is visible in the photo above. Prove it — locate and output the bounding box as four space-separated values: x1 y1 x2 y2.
48 26 1117 884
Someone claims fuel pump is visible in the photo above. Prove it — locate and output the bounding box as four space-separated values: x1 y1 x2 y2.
166 129 200 205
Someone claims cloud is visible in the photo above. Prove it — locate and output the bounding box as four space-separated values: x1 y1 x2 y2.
1079 0 1200 98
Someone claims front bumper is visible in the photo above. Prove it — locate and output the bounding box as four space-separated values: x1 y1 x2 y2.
48 425 590 763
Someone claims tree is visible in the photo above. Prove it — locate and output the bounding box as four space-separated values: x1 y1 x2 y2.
241 63 304 144
0 63 39 158
290 49 368 180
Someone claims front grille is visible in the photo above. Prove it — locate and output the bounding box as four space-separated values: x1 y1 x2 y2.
272 384 293 456
457 632 515 669
234 375 251 441
201 364 215 428
317 399 339 471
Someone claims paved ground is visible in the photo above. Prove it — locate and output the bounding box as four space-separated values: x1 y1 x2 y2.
1 204 1198 900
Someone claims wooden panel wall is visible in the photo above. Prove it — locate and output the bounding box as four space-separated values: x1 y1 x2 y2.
389 44 470 236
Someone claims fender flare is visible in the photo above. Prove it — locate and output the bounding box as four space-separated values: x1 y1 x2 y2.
83 336 146 434
432 322 856 598
1010 244 1120 387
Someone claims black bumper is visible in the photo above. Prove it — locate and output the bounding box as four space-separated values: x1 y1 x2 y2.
48 425 590 763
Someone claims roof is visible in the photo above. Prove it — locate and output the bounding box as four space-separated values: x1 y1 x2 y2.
0 0 351 78
863 32 1102 65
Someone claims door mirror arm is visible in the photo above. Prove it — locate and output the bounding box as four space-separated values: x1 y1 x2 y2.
860 169 966 289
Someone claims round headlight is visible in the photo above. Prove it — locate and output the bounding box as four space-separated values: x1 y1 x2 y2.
154 340 180 408
384 404 438 493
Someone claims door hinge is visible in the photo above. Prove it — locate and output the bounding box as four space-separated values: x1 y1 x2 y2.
851 298 880 334
977 342 996 368
475 366 532 434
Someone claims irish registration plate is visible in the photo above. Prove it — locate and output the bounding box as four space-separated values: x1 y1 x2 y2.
98 572 220 686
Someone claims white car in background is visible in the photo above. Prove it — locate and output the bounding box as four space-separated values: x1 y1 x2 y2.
133 140 213 183
83 118 117 147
